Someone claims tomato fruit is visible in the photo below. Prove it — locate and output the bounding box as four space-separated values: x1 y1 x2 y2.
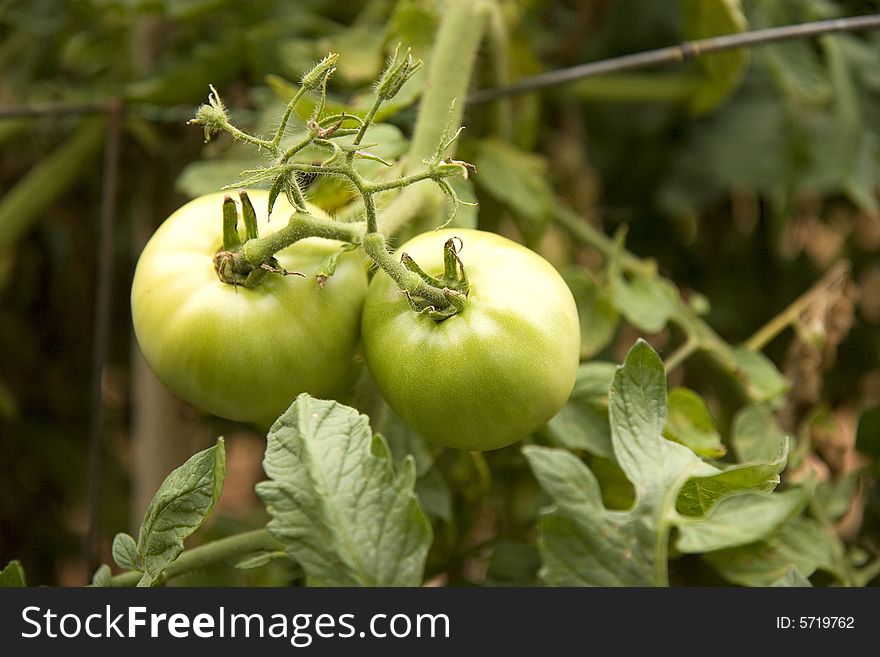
361 228 580 450
131 190 368 426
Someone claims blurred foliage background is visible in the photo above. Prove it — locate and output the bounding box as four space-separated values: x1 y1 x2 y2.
1 0 879 586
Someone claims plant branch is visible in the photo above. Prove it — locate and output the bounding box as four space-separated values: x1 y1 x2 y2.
469 14 880 104
744 260 851 352
407 0 492 167
553 200 739 373
108 529 281 587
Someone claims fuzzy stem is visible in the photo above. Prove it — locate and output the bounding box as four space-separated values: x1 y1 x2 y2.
241 211 360 265
272 88 307 149
486 2 514 139
361 233 449 307
366 170 435 194
108 529 280 587
406 0 491 167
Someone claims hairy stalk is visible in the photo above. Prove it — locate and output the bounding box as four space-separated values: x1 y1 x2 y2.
552 200 738 373
407 0 491 167
486 1 514 139
361 233 449 308
108 529 280 587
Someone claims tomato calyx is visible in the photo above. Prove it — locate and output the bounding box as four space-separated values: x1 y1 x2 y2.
213 191 305 288
400 237 469 321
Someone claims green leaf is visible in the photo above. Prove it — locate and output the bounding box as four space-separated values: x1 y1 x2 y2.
800 37 879 214
761 40 833 106
415 468 452 522
731 403 788 464
816 469 862 520
320 24 385 86
544 362 617 457
256 394 432 586
704 518 833 586
112 533 139 571
608 271 680 334
676 438 788 516
544 399 611 458
770 567 813 587
733 348 790 403
572 362 619 398
0 117 106 255
91 564 112 587
0 560 26 587
529 340 804 586
474 138 554 227
136 439 227 585
676 487 809 553
524 446 655 586
608 341 714 506
680 0 749 115
484 540 541 586
563 269 619 358
175 158 262 198
528 341 714 586
664 386 726 458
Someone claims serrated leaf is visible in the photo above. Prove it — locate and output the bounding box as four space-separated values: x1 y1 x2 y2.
528 341 714 586
529 340 804 587
608 341 715 506
91 564 112 587
563 269 619 358
704 518 833 586
136 439 226 584
524 446 655 586
664 386 726 458
676 487 809 553
0 560 26 587
732 403 788 464
112 533 139 571
256 394 432 586
680 0 749 115
733 348 790 403
676 438 788 516
609 271 679 334
474 138 554 227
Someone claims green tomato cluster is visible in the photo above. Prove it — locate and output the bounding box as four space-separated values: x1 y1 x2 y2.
131 195 580 449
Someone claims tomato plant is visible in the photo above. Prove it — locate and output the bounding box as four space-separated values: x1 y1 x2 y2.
362 228 580 450
130 190 368 426
3 0 880 596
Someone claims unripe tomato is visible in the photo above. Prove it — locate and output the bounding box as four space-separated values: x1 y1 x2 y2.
131 190 367 427
361 228 580 450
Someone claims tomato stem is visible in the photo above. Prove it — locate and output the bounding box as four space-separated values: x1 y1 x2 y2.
105 529 281 587
361 233 450 309
406 0 491 168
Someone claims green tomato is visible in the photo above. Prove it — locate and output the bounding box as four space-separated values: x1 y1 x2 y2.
361 228 580 451
131 190 367 427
